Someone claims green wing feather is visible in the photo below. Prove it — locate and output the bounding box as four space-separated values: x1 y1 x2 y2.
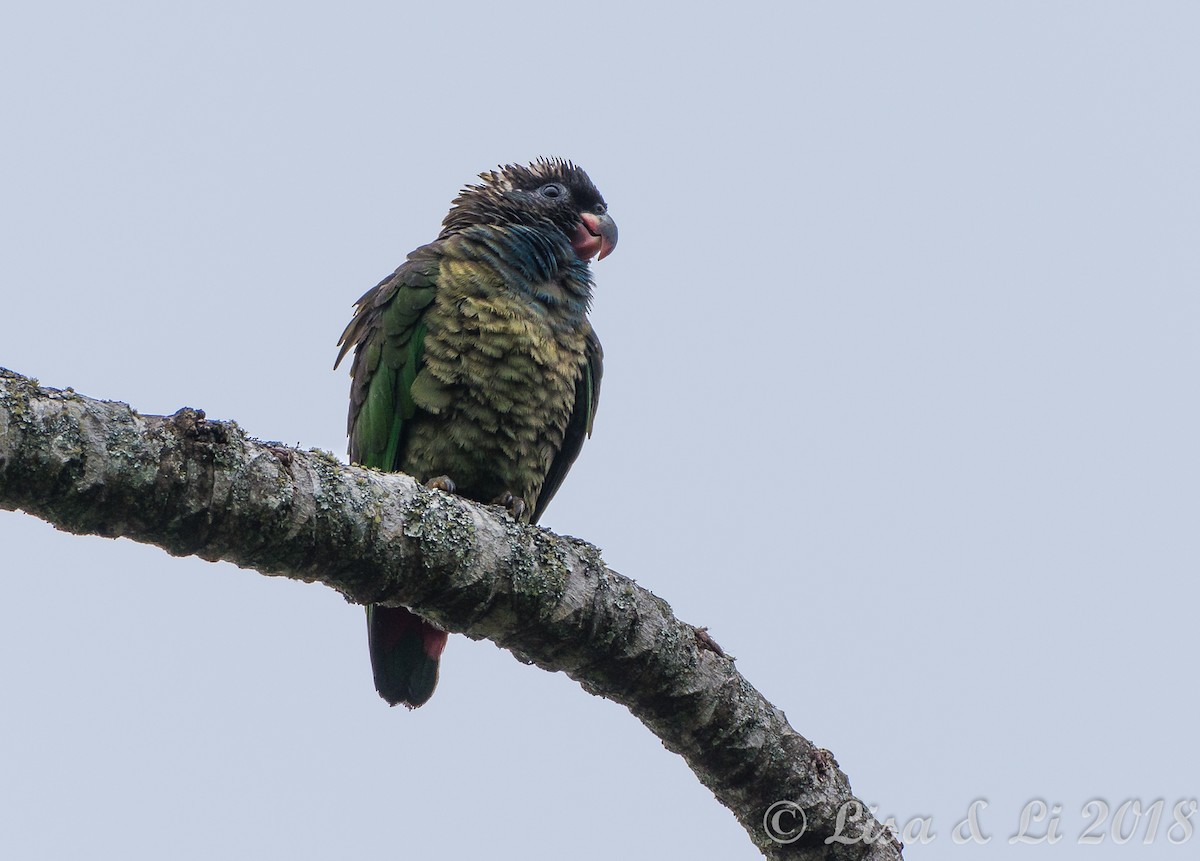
335 246 439 471
531 327 603 525
337 245 444 709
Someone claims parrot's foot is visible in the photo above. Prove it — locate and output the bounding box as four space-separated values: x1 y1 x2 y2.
493 491 528 522
425 475 457 493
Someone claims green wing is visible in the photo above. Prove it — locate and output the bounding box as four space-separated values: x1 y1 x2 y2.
337 246 445 709
531 328 602 525
335 245 439 471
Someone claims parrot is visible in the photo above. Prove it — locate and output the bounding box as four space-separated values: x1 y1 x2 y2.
334 158 617 708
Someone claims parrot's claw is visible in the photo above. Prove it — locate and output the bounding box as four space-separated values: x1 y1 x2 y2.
494 491 528 522
425 475 457 493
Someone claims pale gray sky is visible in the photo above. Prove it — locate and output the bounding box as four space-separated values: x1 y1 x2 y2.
2 3 1197 859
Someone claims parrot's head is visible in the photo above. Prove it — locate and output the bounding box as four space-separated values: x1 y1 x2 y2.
441 158 617 262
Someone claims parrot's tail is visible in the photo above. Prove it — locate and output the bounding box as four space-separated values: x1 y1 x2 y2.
366 605 447 708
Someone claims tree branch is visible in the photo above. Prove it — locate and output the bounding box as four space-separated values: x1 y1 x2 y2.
0 366 901 860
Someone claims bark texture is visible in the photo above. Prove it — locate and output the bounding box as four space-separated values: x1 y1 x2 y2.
0 366 902 860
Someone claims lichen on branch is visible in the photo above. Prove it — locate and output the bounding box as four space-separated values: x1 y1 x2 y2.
0 366 900 860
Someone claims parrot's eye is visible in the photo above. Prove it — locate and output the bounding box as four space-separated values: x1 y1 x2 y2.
592 203 606 215
538 183 565 199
